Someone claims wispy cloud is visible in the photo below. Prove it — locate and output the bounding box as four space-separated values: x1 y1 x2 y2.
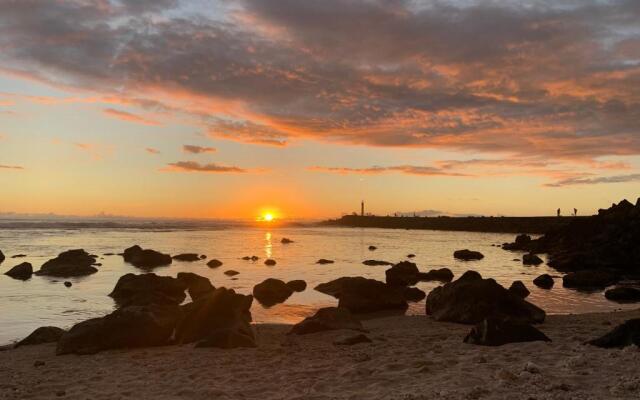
73 142 114 160
163 161 250 173
308 165 469 177
145 147 160 155
546 174 640 187
103 108 159 126
182 145 217 154
0 164 24 170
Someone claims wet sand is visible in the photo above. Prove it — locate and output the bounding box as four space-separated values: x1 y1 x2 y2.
1 309 639 400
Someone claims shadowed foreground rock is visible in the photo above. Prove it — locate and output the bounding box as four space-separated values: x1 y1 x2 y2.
464 318 551 346
289 307 365 335
453 249 484 261
16 326 65 347
207 259 223 268
426 271 546 324
315 277 408 313
605 287 640 303
562 269 620 289
508 281 530 298
0 250 4 264
253 278 293 306
35 249 98 277
533 274 554 289
385 261 420 286
123 245 172 269
177 272 215 301
418 268 454 283
588 319 640 348
4 262 33 280
109 273 187 307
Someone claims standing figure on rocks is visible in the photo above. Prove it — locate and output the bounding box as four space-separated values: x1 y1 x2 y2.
557 208 561 217
574 208 578 216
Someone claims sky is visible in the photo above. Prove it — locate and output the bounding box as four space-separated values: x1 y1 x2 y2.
0 0 639 219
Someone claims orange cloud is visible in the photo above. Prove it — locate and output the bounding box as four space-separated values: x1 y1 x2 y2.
163 161 251 173
182 145 216 154
103 108 159 126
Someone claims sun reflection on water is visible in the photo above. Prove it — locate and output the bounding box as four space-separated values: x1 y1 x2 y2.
264 231 272 259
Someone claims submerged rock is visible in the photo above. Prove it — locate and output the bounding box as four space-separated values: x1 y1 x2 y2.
464 318 551 346
5 262 33 280
172 253 201 262
523 253 543 265
177 272 215 301
407 254 416 258
207 259 223 268
418 268 454 283
316 259 334 265
315 276 408 313
562 269 620 289
264 259 277 266
426 271 546 324
16 326 65 347
286 280 307 292
587 319 640 348
35 249 98 277
123 245 172 269
253 278 293 306
453 249 484 261
508 281 530 298
289 307 365 335
281 238 294 244
533 274 554 289
604 287 640 303
363 260 393 266
109 273 187 307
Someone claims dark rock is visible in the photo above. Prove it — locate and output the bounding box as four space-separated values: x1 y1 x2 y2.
57 304 183 355
177 272 215 301
425 271 546 324
368 246 377 251
533 274 554 289
5 262 33 280
502 234 532 251
464 318 551 346
11 254 26 258
508 281 530 298
0 250 4 264
588 319 640 348
241 256 251 260
253 278 293 306
407 254 416 258
316 259 334 264
404 287 426 302
418 268 454 283
36 249 98 277
251 256 259 261
562 269 620 289
315 277 408 313
289 307 365 335
385 261 420 286
264 259 277 266
172 253 201 262
109 273 187 307
523 253 543 265
605 287 640 303
64 281 72 288
175 288 254 346
16 326 65 347
362 260 393 266
207 259 223 268
200 255 207 259
453 249 484 261
103 253 115 256
286 280 307 292
281 238 294 244
333 334 372 346
123 245 172 269
224 270 239 276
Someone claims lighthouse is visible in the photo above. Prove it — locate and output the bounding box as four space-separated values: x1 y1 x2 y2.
361 200 365 217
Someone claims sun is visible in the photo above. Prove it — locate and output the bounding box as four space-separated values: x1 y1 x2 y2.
263 213 274 222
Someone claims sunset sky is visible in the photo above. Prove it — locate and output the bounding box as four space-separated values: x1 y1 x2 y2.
0 0 639 219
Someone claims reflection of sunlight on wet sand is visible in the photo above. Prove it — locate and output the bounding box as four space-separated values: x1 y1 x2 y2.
264 232 272 259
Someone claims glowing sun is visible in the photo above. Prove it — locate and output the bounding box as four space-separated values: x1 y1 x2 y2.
263 213 274 222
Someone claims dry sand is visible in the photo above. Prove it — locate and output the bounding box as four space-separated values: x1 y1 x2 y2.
1 309 639 400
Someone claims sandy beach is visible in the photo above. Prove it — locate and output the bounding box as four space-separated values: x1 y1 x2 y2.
1 309 639 400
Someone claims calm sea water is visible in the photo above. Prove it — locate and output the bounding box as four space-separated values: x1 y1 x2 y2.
0 222 634 344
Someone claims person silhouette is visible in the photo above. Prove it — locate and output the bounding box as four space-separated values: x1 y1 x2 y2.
557 208 561 217
574 208 577 216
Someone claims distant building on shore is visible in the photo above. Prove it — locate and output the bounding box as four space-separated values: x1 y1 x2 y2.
361 201 365 217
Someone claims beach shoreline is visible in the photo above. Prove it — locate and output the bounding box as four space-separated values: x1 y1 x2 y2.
2 308 638 400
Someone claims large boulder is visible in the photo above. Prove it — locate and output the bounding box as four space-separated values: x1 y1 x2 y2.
315 277 408 313
175 288 254 347
253 278 293 306
0 250 4 264
123 245 172 269
286 280 307 292
404 287 426 302
57 304 183 355
562 269 620 289
533 274 555 289
289 307 366 335
508 281 530 298
587 319 640 348
604 287 640 303
464 318 551 346
16 326 65 347
177 272 215 301
109 273 187 307
385 261 420 286
523 253 543 265
502 234 532 251
172 253 201 262
453 249 484 261
35 249 98 277
425 271 546 324
418 268 454 283
5 262 33 280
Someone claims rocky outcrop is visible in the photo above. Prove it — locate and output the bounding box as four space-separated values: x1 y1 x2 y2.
315 277 408 313
533 274 554 289
177 272 215 301
362 260 393 266
385 261 420 286
464 318 551 346
253 278 294 306
207 259 223 268
123 245 172 269
418 268 454 283
5 262 33 280
172 253 201 262
316 259 334 264
16 326 65 347
289 307 365 335
502 234 532 251
426 271 546 324
286 280 307 292
523 253 543 265
109 273 187 307
562 269 619 289
453 249 484 261
604 287 640 303
35 249 98 277
508 281 530 298
587 319 640 348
